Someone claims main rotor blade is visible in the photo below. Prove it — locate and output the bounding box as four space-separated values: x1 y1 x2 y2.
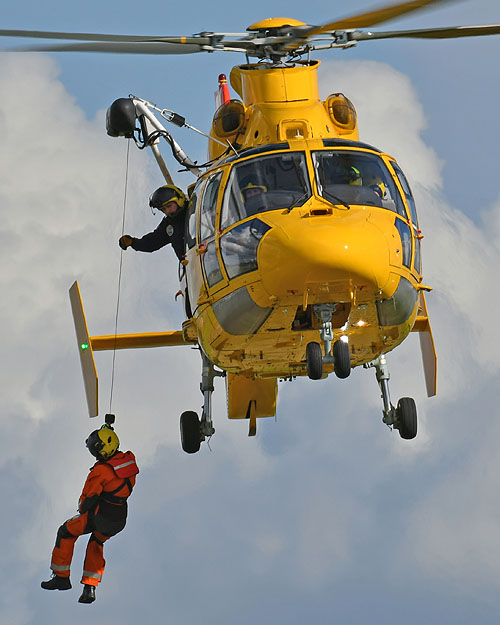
352 23 500 41
6 41 207 54
306 0 457 36
0 29 155 42
0 28 212 44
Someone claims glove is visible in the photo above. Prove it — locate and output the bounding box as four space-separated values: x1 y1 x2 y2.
79 494 99 514
119 235 133 250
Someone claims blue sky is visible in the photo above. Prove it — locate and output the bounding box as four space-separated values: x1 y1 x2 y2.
1 1 500 624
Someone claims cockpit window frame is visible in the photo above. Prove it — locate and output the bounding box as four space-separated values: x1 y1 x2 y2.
220 150 312 231
389 161 419 227
311 147 407 217
200 170 223 242
185 177 205 250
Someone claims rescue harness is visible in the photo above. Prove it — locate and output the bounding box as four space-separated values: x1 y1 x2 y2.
99 451 139 506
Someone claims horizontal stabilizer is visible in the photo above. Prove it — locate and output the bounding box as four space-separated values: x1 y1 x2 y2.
90 330 196 351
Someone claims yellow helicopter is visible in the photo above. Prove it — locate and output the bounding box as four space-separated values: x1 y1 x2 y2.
3 0 500 453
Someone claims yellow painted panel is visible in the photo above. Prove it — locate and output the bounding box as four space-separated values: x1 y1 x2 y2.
226 373 277 420
411 291 437 397
90 330 196 351
69 281 98 418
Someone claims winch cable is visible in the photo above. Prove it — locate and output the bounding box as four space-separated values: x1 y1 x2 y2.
109 138 131 416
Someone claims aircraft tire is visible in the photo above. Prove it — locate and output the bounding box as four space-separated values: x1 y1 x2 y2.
333 339 351 379
306 342 323 380
180 410 201 453
396 397 417 440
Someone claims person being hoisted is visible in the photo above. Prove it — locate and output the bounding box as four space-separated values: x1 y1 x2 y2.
41 422 139 604
118 184 187 260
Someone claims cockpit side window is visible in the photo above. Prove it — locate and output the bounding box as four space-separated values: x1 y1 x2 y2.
312 150 406 217
390 162 418 227
220 152 311 230
200 172 222 242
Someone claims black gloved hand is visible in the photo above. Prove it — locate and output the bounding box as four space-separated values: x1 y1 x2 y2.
119 235 133 250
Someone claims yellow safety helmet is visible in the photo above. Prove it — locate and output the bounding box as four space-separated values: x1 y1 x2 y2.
149 185 186 213
370 182 386 199
86 425 120 460
348 166 362 186
240 181 267 201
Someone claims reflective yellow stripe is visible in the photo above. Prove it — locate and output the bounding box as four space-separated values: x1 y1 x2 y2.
82 571 102 580
51 564 70 572
113 460 135 470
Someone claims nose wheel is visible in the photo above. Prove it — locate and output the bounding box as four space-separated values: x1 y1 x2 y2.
306 342 323 379
365 354 417 440
306 304 351 380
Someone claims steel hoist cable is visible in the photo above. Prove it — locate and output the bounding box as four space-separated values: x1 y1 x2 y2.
109 139 131 415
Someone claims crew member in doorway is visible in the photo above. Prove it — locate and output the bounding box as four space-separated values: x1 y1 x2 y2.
119 184 187 260
41 425 139 604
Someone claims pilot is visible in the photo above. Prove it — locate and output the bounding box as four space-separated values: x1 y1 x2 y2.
41 425 139 604
119 184 187 260
347 165 362 186
241 180 267 202
240 178 267 215
369 181 386 199
329 162 362 186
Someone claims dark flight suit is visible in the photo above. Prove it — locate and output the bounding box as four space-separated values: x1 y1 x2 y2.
130 209 186 260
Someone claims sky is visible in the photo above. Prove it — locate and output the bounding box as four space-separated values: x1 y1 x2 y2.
1 1 500 623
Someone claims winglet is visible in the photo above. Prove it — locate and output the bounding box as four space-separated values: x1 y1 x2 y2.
411 291 437 397
69 281 99 417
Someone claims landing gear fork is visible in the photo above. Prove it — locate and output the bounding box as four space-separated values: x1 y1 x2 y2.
365 354 418 440
200 352 225 440
313 303 336 358
306 304 351 380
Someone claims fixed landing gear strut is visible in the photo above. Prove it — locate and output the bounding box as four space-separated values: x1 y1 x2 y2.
306 304 351 380
364 354 417 440
180 352 225 454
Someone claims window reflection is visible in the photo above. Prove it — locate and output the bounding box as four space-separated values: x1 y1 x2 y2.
312 150 406 216
391 162 418 226
185 182 202 250
200 172 222 241
221 152 310 230
414 238 421 274
395 218 412 268
202 240 223 287
220 219 270 280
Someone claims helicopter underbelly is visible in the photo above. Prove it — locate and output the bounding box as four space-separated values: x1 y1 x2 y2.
195 279 418 379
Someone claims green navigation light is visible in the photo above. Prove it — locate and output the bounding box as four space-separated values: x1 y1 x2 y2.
81 343 89 350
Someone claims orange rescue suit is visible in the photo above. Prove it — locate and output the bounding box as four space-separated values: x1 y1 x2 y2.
50 450 139 587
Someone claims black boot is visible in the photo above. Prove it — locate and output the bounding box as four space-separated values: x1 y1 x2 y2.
78 584 96 604
41 574 72 591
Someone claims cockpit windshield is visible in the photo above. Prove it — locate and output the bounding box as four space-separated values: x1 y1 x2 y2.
221 152 311 230
312 150 406 217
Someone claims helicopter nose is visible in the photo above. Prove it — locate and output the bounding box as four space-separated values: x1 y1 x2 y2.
258 212 392 299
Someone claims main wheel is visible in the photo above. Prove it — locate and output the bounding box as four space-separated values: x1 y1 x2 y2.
396 397 417 440
180 411 201 454
333 339 351 379
306 342 323 380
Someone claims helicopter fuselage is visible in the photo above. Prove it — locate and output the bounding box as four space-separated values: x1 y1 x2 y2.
177 60 427 422
184 139 422 379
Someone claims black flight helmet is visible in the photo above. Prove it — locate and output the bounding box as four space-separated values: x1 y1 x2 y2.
149 185 186 216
